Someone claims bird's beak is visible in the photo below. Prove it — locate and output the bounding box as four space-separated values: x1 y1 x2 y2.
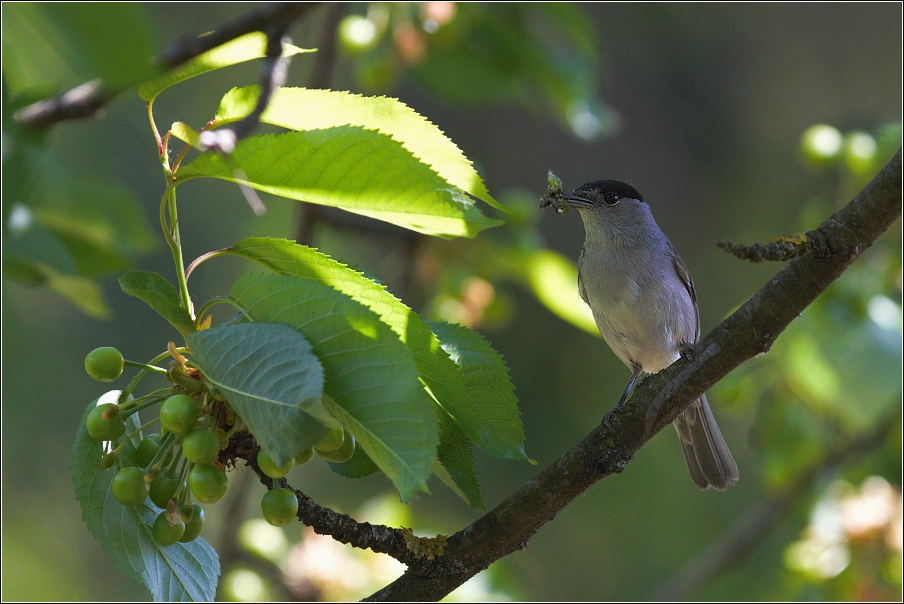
562 193 593 208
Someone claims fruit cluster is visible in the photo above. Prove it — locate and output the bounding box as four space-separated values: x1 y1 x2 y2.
84 346 359 544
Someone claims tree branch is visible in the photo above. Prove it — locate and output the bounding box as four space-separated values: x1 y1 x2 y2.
14 2 319 130
716 230 828 262
363 149 903 601
222 432 421 566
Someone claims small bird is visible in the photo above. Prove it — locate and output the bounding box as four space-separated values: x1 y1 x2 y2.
549 179 738 490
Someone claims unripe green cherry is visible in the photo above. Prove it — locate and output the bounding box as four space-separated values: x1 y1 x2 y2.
182 429 220 465
261 488 299 527
316 431 356 464
257 449 294 479
159 394 200 435
313 426 344 453
179 504 205 543
294 447 314 466
135 434 173 469
189 464 228 504
86 404 126 441
152 511 184 546
149 468 184 509
85 347 124 382
112 467 150 505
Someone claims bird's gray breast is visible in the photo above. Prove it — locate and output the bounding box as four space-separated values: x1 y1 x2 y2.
578 242 695 373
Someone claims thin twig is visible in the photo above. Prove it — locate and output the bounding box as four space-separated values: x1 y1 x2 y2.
717 229 830 263
221 432 419 566
14 3 319 130
160 3 318 69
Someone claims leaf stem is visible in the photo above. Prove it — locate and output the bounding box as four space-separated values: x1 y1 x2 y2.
147 99 164 159
144 431 178 475
159 186 194 318
121 394 170 418
124 360 168 374
193 297 247 329
185 248 231 281
119 350 180 403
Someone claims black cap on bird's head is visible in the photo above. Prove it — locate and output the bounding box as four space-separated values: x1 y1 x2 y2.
563 180 645 209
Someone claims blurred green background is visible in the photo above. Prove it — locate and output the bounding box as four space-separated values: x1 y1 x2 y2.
2 3 901 601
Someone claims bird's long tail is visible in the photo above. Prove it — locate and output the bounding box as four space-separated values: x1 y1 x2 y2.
673 395 738 490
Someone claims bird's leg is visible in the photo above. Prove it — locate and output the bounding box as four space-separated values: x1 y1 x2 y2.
602 362 642 428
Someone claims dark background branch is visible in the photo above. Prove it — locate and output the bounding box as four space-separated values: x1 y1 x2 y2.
364 149 903 601
14 2 319 130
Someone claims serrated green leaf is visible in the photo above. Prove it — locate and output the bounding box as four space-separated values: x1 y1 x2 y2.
426 321 525 458
230 273 437 501
137 32 312 102
214 86 504 211
71 396 219 601
186 322 330 466
524 248 599 336
225 237 527 460
176 129 502 239
434 410 484 509
119 271 195 336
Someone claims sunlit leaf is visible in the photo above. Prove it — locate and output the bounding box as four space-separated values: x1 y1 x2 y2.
170 122 200 148
214 86 503 211
176 129 502 238
524 249 599 336
187 322 330 466
137 33 312 102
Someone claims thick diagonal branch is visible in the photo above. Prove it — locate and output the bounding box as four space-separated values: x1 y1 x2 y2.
364 149 903 601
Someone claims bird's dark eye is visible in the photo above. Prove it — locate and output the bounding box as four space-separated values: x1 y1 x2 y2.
603 192 620 206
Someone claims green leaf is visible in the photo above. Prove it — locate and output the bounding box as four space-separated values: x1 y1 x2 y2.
47 270 111 319
186 322 330 466
3 143 154 314
33 179 156 276
327 443 381 479
434 411 484 509
3 3 157 95
215 86 504 211
176 129 502 239
137 32 313 102
426 320 525 458
119 271 195 337
225 237 527 461
170 122 200 148
524 249 599 336
230 273 438 500
71 396 219 601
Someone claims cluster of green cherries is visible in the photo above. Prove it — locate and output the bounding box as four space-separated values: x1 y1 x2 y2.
84 346 358 542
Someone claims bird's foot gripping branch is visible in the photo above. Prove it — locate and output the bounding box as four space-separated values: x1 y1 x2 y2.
71 28 527 602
